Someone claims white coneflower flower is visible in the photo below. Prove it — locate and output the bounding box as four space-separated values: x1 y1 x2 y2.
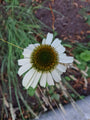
18 33 73 89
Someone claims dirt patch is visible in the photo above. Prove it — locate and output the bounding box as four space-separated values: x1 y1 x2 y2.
36 0 90 42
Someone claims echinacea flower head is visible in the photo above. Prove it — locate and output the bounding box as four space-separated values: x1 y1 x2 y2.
18 33 73 89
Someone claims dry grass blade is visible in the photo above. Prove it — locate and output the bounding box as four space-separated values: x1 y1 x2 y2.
9 103 18 120
35 91 47 112
38 86 59 120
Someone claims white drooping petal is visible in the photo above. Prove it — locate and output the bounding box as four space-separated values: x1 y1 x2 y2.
59 53 66 58
51 69 62 82
45 33 53 45
40 73 47 87
47 72 54 85
18 63 32 76
18 59 30 66
22 48 32 58
26 44 35 50
59 53 73 63
31 72 42 88
26 71 38 89
34 43 40 47
22 68 36 89
56 68 63 76
55 44 65 54
56 64 66 72
51 38 61 48
42 38 46 44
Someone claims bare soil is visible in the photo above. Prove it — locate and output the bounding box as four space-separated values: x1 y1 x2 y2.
36 0 90 43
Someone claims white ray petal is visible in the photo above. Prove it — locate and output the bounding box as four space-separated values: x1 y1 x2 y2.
47 72 54 85
22 48 32 58
51 69 62 82
34 43 40 47
56 64 66 72
59 54 73 63
40 73 47 87
18 59 30 66
22 68 36 89
51 38 61 48
42 38 46 44
26 44 35 50
31 72 42 88
45 33 53 45
18 63 32 76
26 71 38 89
55 44 65 54
56 68 63 76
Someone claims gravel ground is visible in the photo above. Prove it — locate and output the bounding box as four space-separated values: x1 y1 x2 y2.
35 96 90 120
